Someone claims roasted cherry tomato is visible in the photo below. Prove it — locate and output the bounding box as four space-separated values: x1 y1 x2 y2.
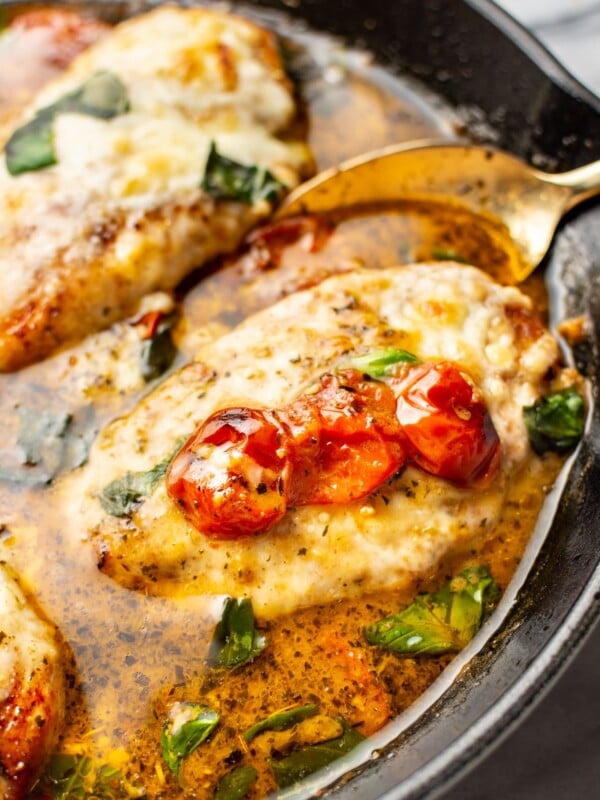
166 408 292 539
392 362 500 486
279 370 406 505
168 364 500 538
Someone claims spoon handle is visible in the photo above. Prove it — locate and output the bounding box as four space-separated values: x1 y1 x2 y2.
538 160 600 210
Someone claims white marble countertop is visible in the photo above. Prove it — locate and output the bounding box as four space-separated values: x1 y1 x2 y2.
442 3 599 799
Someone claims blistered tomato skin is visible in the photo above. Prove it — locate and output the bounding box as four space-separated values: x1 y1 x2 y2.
392 362 501 486
168 364 500 538
166 408 293 539
279 370 407 505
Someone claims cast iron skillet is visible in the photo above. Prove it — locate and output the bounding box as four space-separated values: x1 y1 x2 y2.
244 3 600 799
3 1 599 798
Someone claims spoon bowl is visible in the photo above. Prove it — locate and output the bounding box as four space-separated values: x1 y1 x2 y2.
277 140 600 282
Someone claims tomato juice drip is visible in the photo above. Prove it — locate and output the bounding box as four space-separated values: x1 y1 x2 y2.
166 362 501 539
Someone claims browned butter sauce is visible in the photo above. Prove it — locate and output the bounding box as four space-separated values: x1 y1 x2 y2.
0 4 566 798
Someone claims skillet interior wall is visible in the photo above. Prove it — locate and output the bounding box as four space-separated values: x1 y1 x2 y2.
247 0 600 170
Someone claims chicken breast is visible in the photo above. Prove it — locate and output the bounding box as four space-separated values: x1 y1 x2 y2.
70 263 563 619
0 6 311 371
0 563 65 800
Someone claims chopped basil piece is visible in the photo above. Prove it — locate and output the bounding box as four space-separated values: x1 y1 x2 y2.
99 464 166 517
66 71 130 119
523 386 585 455
347 348 419 378
243 704 319 743
5 71 129 175
161 703 219 777
17 408 71 469
140 318 178 382
211 597 266 669
201 142 286 204
42 753 136 799
214 765 258 800
98 439 183 517
364 566 500 655
432 247 469 263
269 719 365 789
5 110 57 175
0 405 97 486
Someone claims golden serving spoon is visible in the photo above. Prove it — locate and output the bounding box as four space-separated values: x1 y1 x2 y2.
276 140 600 282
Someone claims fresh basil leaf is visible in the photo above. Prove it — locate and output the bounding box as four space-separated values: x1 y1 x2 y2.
201 142 286 204
347 348 419 378
66 71 130 119
140 319 178 382
99 455 171 517
364 566 500 655
243 704 319 743
5 109 56 175
5 71 129 175
17 407 71 469
432 247 469 263
43 752 134 800
161 702 219 777
523 386 585 455
0 405 96 487
214 764 258 800
269 719 365 789
45 753 93 799
98 436 185 517
211 597 266 669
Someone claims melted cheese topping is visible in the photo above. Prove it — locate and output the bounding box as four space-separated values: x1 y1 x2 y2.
0 6 311 370
71 263 560 618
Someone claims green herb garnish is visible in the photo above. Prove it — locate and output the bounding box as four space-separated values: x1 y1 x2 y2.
364 566 500 655
5 71 129 175
42 753 143 799
161 703 219 777
347 348 419 378
523 386 585 455
211 597 266 669
268 719 365 789
432 247 469 263
5 110 57 174
201 142 286 204
17 408 71 471
243 704 319 743
0 405 96 486
98 439 183 517
214 764 258 800
140 318 178 382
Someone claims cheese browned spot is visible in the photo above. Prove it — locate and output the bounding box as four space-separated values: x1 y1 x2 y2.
0 6 312 371
70 263 561 618
0 563 65 800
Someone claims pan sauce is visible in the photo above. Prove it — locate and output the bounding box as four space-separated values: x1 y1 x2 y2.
0 4 571 798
